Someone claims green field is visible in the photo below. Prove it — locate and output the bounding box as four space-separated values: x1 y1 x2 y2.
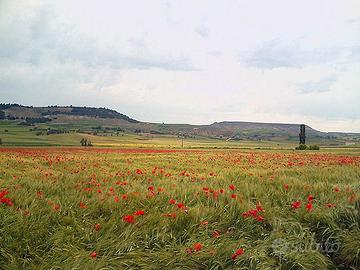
0 121 296 149
0 147 359 269
2 120 360 150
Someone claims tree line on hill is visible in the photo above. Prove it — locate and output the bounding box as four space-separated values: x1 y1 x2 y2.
0 104 139 123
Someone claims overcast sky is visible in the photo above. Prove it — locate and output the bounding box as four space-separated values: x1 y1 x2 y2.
1 0 360 132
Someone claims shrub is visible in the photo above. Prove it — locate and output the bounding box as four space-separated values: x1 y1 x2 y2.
80 138 93 147
295 144 307 150
308 145 320 150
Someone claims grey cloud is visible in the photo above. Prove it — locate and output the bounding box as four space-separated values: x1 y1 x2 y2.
299 76 336 94
350 46 360 62
240 40 344 69
347 17 360 24
296 100 360 120
195 26 208 38
0 2 194 71
128 37 146 48
208 50 222 57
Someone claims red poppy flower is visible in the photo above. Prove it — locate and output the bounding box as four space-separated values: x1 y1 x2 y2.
230 194 237 199
291 201 301 209
212 230 221 238
94 223 101 231
90 251 97 258
249 209 258 217
231 248 245 260
123 215 136 223
325 203 335 208
163 212 177 218
306 203 313 212
229 184 235 191
307 195 314 202
0 189 9 199
169 199 176 204
79 201 87 209
201 220 208 226
134 210 145 216
193 243 203 252
177 203 185 209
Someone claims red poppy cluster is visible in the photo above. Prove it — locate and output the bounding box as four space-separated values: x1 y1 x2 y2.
168 198 187 210
123 210 146 224
0 189 13 206
291 195 315 212
242 203 264 222
201 186 225 200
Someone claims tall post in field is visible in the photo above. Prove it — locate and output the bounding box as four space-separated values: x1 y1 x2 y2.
299 124 306 145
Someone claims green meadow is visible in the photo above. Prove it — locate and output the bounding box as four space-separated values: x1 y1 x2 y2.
0 148 359 269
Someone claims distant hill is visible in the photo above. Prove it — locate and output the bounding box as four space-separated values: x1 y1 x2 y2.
1 103 359 145
0 104 138 123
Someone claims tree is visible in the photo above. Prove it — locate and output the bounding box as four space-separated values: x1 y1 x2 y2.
80 138 86 146
0 138 2 145
0 110 5 119
80 138 93 147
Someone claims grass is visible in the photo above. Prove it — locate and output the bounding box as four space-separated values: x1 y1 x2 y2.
0 147 359 269
3 120 359 149
0 120 300 149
